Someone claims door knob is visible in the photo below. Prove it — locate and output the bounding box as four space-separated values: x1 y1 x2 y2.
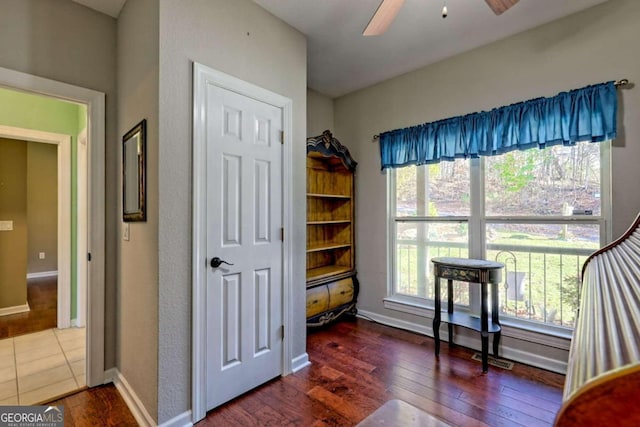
210 257 234 268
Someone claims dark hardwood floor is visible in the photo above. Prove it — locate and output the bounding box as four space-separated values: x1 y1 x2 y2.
200 318 565 426
0 276 57 339
48 384 138 427
41 317 565 426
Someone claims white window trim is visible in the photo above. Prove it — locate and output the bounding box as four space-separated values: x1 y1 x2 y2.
382 295 573 346
386 141 612 337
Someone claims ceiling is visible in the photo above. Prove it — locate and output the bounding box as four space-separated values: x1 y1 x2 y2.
72 0 610 98
254 0 610 97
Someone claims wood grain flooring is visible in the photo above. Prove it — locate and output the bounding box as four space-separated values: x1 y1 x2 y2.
47 384 138 427
200 318 565 426
0 277 57 339
40 318 565 426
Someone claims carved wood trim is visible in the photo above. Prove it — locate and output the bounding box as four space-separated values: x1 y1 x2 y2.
306 130 358 172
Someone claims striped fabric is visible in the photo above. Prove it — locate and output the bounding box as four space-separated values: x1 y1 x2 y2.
563 213 640 401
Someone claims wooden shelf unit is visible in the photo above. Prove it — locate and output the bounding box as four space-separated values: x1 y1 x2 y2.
306 130 359 327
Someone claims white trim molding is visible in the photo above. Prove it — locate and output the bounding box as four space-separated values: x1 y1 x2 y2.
383 296 573 347
108 369 156 427
103 367 118 384
291 353 311 373
0 65 106 387
104 369 193 427
0 303 30 317
191 62 295 423
76 127 88 328
26 271 58 279
362 306 569 374
158 411 193 427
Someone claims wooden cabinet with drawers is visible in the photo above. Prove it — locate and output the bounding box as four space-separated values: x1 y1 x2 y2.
306 130 359 326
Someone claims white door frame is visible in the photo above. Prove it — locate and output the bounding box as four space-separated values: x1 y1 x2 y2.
77 128 88 328
0 125 71 328
0 65 106 387
191 62 294 422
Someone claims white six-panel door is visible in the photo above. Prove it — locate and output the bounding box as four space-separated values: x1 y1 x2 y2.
205 83 283 410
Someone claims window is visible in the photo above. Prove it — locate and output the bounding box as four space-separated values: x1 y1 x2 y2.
389 141 610 333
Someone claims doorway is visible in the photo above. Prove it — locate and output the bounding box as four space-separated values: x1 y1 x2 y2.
0 65 106 390
191 63 295 422
0 124 73 331
0 102 88 405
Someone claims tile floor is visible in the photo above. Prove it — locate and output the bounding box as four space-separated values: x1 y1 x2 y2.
0 327 85 405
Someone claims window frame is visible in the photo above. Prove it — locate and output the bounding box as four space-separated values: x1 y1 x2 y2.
385 141 612 337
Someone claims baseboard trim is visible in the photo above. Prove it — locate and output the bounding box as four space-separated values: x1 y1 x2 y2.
105 368 156 426
27 271 58 279
103 367 118 384
70 318 86 328
500 344 568 373
359 309 431 336
449 329 568 374
357 309 568 374
0 303 30 317
291 353 311 373
158 410 193 427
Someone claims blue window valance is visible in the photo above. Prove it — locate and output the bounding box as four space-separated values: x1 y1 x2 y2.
379 82 617 170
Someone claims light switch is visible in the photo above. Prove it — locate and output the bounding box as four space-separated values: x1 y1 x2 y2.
123 223 130 241
0 220 13 231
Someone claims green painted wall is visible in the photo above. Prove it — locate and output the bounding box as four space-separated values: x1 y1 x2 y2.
0 86 86 320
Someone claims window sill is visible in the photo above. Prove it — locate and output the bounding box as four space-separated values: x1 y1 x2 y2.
383 295 572 350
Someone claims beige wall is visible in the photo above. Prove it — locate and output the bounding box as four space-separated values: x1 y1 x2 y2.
0 139 58 307
0 138 28 309
334 0 640 369
307 88 334 137
27 142 58 274
158 0 307 422
0 0 118 367
116 0 159 421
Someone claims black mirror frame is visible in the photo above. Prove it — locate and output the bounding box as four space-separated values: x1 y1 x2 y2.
122 119 147 222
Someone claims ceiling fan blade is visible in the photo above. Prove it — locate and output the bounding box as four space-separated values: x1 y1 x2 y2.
363 0 405 36
485 0 520 15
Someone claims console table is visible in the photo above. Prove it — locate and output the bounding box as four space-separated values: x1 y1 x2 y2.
431 257 504 372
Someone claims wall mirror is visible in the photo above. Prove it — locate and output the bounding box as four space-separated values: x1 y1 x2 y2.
122 119 146 222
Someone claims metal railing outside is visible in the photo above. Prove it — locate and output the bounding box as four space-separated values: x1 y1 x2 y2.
395 240 593 328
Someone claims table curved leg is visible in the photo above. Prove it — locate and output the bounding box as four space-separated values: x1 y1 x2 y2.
481 333 489 373
481 281 489 373
433 276 441 357
491 281 501 357
433 317 441 357
447 279 454 348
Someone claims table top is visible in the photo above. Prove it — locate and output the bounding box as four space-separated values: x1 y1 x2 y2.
431 257 504 270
